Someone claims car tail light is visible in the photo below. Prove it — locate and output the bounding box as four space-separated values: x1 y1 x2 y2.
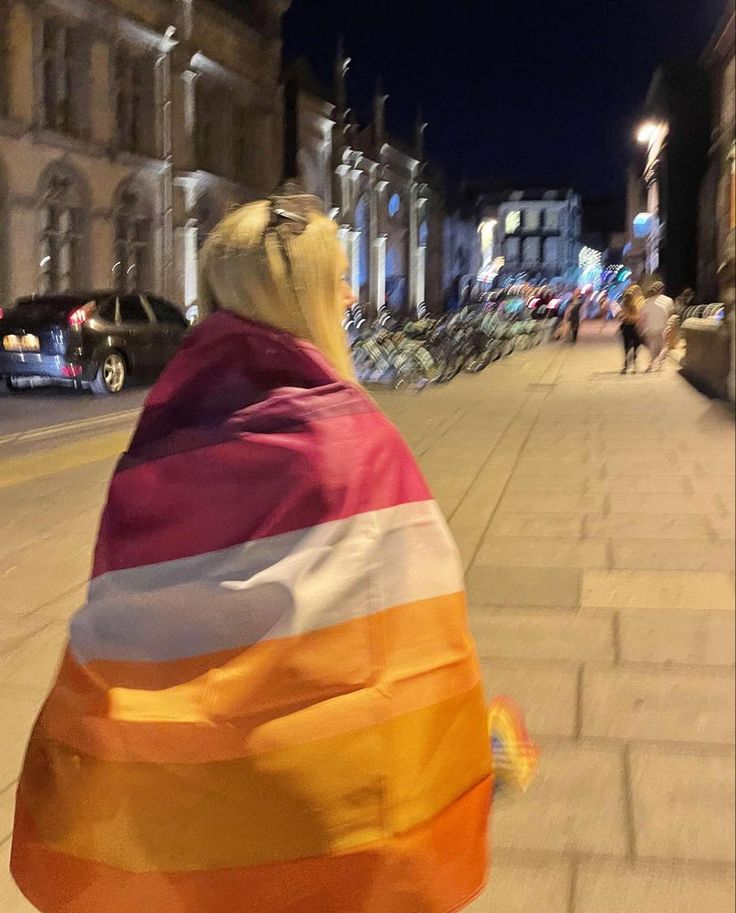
68 303 94 329
61 364 83 378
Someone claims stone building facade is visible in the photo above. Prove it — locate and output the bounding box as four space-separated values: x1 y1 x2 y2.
698 7 735 309
0 0 288 311
284 49 445 318
629 60 711 296
493 189 581 283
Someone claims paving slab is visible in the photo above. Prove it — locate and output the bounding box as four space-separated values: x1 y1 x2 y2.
485 512 584 539
481 659 579 738
611 539 736 572
619 609 736 666
575 860 736 913
491 743 628 856
466 855 572 913
0 621 67 694
709 513 736 539
498 491 607 514
468 566 581 609
471 612 614 663
582 570 735 611
629 748 735 862
582 665 735 745
475 536 607 569
585 513 714 540
607 491 723 514
0 689 44 791
0 781 15 844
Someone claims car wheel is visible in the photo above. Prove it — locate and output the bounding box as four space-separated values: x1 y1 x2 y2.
0 377 20 395
91 351 126 395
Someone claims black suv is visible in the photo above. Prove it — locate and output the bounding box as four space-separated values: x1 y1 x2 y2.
0 291 188 394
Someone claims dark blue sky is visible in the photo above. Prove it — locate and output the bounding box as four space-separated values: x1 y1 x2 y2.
283 0 725 203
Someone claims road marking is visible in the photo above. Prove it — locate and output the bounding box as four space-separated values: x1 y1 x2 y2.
0 408 141 446
0 430 131 489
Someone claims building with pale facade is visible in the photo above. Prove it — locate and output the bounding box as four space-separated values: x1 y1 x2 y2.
284 48 445 317
490 189 581 283
0 0 288 311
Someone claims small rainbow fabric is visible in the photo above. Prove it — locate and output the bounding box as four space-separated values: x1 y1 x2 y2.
12 313 493 913
488 697 539 793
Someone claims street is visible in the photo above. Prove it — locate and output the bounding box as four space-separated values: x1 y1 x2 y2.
1 325 734 913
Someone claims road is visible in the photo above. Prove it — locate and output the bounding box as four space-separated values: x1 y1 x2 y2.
1 324 734 913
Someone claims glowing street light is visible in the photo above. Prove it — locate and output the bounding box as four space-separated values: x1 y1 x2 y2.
636 121 659 145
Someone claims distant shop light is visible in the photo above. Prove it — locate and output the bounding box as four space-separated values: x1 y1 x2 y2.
633 212 657 239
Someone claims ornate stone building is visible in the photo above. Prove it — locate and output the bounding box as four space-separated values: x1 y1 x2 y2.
284 46 445 317
492 188 582 284
698 6 735 309
0 0 288 311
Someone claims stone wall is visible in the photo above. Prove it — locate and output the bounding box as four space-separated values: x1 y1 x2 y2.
0 0 285 307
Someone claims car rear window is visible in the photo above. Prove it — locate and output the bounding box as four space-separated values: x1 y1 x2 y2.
12 297 99 321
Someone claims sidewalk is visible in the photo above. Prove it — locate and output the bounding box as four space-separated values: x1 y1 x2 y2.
1 323 734 912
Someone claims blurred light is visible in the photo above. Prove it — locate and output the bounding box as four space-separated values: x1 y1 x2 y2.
636 121 658 144
633 212 657 239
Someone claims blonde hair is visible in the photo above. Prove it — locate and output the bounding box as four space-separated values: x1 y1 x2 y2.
199 194 355 380
621 284 645 314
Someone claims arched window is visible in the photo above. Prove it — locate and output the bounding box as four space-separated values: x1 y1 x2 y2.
194 194 220 251
522 236 541 265
113 181 152 292
38 165 86 294
388 193 401 217
543 237 559 266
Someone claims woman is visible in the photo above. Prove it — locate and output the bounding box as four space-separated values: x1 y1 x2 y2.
618 284 644 373
568 291 584 344
12 192 520 913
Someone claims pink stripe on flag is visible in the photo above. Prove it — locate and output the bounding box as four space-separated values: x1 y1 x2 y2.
93 409 430 577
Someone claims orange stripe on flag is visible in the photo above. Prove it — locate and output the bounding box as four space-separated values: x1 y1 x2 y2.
13 777 492 913
18 686 490 872
37 593 480 764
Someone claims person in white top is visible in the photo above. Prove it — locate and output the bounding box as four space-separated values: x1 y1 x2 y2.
639 281 674 372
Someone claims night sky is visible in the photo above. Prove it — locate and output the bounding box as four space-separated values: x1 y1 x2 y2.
283 0 725 217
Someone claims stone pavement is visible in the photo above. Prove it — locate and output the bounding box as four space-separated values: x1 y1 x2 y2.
1 323 734 912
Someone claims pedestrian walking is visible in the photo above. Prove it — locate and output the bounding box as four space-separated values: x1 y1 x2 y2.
639 280 673 371
568 291 584 343
618 283 645 373
11 189 535 913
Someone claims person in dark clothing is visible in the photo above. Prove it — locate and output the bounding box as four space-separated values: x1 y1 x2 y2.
618 284 645 373
568 292 583 343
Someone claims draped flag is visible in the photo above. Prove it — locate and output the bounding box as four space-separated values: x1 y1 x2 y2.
12 313 493 913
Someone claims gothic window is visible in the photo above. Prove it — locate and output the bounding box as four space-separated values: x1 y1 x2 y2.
195 80 217 173
195 194 219 251
42 19 85 136
524 209 540 232
505 237 520 262
38 170 85 293
505 210 521 234
522 237 541 264
543 237 559 266
115 47 154 157
114 184 151 292
388 193 401 217
543 208 560 231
